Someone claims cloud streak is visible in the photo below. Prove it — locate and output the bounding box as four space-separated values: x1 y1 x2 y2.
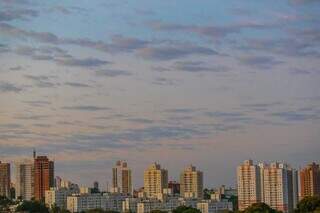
0 81 23 93
137 44 218 60
61 105 112 111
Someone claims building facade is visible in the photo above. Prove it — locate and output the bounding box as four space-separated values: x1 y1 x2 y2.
168 181 180 195
180 165 203 199
15 161 34 200
67 193 106 213
112 161 132 195
45 187 70 209
300 162 320 199
263 162 298 213
34 156 54 201
237 160 262 211
237 160 298 213
0 161 10 198
144 163 168 198
197 200 233 213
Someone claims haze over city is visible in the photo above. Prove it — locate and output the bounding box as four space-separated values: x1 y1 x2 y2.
0 0 320 190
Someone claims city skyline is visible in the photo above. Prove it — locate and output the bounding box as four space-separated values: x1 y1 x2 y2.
3 157 318 213
0 0 320 189
2 152 319 190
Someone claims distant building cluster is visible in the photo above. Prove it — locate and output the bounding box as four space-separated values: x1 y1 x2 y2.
0 152 319 213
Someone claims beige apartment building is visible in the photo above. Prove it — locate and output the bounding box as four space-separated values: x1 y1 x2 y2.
300 162 320 199
180 165 203 199
263 162 298 213
143 163 168 198
0 161 11 198
237 160 262 211
15 160 34 200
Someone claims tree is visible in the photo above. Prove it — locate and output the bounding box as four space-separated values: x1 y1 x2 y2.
0 196 13 212
151 210 168 213
85 209 119 213
173 206 201 213
203 188 211 200
49 204 71 213
16 200 49 213
242 203 282 213
295 196 320 213
86 209 105 213
50 204 61 213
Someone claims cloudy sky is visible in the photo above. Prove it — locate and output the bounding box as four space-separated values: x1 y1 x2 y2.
0 0 320 189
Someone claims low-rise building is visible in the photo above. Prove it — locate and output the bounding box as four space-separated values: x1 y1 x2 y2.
80 186 92 194
67 193 106 213
180 198 199 209
137 199 163 213
197 200 233 213
123 197 141 213
45 188 70 209
105 193 128 212
45 183 80 210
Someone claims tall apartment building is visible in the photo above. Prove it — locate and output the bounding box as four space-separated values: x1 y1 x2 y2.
55 176 62 189
111 161 132 195
0 161 10 197
180 165 203 199
237 160 298 213
144 163 168 198
263 162 298 213
15 160 34 200
237 160 262 211
300 162 320 198
34 156 54 201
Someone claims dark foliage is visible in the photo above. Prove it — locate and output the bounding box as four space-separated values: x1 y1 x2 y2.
295 196 320 213
241 203 282 213
16 200 49 213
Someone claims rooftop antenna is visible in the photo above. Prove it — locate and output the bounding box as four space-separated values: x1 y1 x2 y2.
33 148 36 159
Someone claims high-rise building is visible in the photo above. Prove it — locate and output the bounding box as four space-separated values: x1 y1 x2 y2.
263 162 298 213
300 162 320 199
55 176 62 189
237 160 298 213
15 160 34 200
168 181 180 195
93 181 99 193
180 165 203 199
237 160 262 211
111 161 132 195
0 161 10 197
144 163 168 198
34 156 54 201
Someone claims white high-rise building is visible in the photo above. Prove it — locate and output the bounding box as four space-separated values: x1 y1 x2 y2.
111 161 132 195
144 163 168 198
237 160 262 211
263 162 298 213
15 160 34 200
180 165 203 199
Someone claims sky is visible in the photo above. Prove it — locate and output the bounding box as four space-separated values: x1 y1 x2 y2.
0 0 320 190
